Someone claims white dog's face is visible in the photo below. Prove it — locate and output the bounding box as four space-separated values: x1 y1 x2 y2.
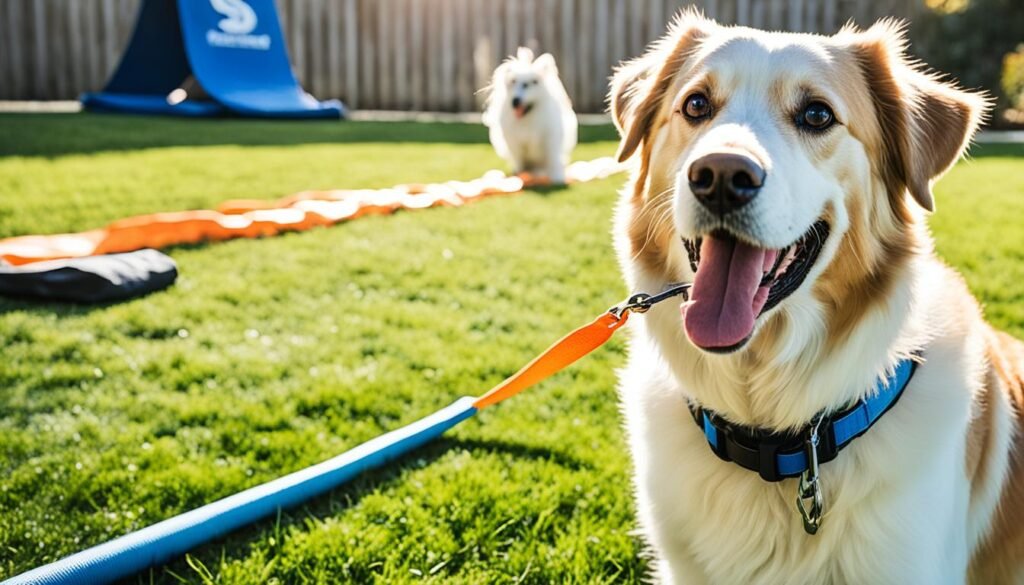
505 68 543 119
495 49 560 119
612 13 983 354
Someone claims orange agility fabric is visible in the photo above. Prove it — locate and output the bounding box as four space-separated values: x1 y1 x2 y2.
472 311 628 410
0 158 623 266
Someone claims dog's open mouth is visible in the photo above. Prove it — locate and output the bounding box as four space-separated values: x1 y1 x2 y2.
680 220 830 353
513 103 534 118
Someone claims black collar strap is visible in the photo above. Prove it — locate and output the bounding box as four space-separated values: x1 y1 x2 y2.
688 355 919 482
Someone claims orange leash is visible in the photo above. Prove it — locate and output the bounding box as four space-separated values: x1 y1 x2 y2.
471 283 691 410
472 312 628 409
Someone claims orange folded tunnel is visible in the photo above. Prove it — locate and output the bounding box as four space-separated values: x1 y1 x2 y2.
0 158 623 266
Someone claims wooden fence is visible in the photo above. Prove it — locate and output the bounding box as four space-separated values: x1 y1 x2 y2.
1 0 919 112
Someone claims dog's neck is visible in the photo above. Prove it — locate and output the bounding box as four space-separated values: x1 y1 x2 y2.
626 224 931 432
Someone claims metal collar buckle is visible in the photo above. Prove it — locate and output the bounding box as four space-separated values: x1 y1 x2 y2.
797 414 825 535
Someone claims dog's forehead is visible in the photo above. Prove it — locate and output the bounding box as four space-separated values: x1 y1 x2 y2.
696 31 838 92
509 66 540 80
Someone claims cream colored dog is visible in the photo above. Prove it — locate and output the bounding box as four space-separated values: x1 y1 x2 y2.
483 48 578 184
610 11 1024 585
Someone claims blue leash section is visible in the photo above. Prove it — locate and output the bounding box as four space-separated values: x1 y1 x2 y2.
2 398 478 585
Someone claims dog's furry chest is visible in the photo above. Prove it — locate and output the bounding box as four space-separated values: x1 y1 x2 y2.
500 115 558 153
617 286 987 584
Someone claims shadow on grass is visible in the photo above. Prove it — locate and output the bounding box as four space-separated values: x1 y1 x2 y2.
0 113 621 158
528 183 572 197
119 434 592 584
0 285 175 317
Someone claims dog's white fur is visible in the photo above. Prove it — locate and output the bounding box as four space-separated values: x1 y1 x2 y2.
611 12 1024 585
483 48 578 183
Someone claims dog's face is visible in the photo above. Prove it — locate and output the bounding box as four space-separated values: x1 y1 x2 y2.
496 48 560 119
612 14 984 354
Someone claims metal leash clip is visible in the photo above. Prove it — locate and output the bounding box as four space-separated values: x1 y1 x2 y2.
797 414 826 535
608 283 692 320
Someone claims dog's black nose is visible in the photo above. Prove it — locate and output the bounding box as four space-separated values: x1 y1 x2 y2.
511 97 522 108
687 151 765 215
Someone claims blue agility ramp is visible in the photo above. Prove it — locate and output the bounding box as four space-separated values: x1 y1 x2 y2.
82 0 344 119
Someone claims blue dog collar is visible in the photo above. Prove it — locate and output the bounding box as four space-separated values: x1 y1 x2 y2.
689 355 919 482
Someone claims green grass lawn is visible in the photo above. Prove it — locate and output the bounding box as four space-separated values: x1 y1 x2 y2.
0 114 1021 584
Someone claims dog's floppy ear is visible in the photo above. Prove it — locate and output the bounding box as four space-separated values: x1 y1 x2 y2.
610 12 710 163
533 53 558 77
609 55 656 138
846 20 987 212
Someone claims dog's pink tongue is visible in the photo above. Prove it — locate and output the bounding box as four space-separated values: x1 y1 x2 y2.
683 235 777 349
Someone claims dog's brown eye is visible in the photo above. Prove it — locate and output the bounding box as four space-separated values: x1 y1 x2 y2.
799 102 835 130
683 93 712 120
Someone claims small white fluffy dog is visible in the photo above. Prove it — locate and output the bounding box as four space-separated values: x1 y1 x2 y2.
483 48 578 184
